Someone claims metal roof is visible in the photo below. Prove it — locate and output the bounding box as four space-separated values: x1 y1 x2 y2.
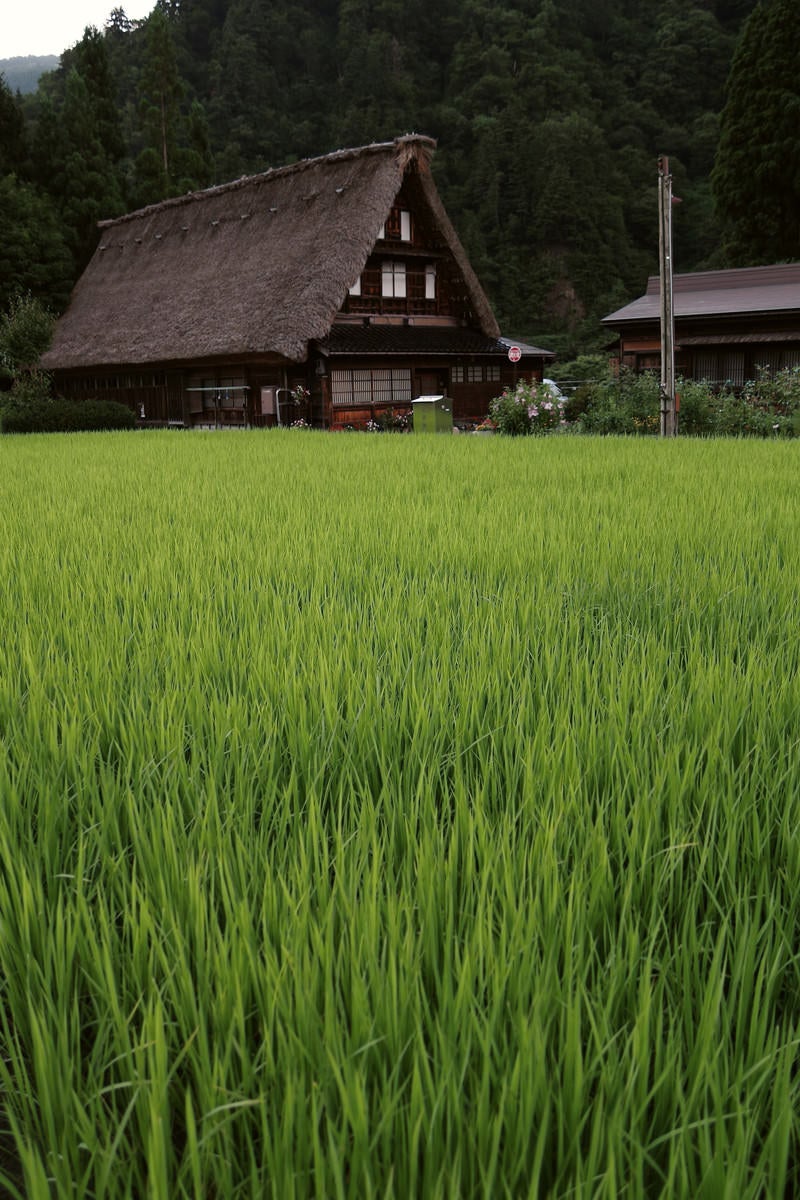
603 263 800 326
497 336 555 358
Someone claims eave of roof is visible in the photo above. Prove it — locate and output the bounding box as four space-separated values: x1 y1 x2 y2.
677 330 800 346
318 326 554 358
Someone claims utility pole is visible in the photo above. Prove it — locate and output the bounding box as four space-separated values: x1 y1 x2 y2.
658 155 678 437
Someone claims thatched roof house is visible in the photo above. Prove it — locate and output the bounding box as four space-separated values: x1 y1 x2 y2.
603 263 800 386
44 135 552 428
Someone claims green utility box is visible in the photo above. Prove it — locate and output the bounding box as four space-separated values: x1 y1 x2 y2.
412 395 453 434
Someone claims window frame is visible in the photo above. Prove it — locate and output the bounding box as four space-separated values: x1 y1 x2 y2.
425 263 436 300
330 367 413 408
381 260 407 299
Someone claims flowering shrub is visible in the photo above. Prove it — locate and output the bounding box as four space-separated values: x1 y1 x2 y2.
376 407 412 432
737 366 800 436
489 380 567 435
290 417 311 429
290 384 311 405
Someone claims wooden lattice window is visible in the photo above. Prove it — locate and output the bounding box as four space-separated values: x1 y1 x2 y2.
331 368 412 407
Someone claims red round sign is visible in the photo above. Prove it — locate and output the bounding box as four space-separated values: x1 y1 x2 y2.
507 345 522 363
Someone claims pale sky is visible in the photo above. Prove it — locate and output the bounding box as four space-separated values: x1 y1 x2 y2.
2 1 155 59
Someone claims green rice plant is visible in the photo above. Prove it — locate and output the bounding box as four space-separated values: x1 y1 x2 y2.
0 431 799 1197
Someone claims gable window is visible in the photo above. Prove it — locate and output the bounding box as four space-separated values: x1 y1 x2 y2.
382 261 406 298
348 275 362 296
425 263 436 300
380 207 412 242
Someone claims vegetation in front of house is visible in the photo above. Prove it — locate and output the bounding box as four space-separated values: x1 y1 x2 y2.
0 393 136 433
0 292 54 381
0 291 134 433
489 379 567 435
580 368 800 437
490 366 800 437
1 431 799 1197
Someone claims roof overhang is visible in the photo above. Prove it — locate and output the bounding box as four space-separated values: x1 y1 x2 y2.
315 325 553 359
677 331 800 346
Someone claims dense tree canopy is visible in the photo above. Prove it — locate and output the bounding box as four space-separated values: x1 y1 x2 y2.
0 292 55 374
24 30 128 275
4 0 771 353
0 175 73 312
0 77 27 172
712 0 800 264
0 77 73 312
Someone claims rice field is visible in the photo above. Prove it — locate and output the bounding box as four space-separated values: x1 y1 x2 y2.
1 429 799 1199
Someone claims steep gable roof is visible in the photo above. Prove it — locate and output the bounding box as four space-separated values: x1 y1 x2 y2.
42 135 499 370
603 263 800 327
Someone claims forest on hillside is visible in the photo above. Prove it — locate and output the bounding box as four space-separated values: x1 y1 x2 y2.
0 57 59 94
2 0 798 356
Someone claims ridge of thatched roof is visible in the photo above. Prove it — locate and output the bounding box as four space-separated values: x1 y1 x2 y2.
97 135 437 229
43 135 499 370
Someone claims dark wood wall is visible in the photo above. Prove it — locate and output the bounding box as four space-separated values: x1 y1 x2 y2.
53 355 546 429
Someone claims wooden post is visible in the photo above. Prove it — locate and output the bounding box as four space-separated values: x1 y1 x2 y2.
658 156 678 437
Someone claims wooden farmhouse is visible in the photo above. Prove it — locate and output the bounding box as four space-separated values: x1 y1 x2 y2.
602 263 800 387
42 135 553 429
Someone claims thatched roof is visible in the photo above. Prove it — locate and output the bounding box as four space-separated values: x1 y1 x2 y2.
43 135 500 370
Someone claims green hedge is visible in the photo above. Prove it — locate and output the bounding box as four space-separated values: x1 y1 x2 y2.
579 371 660 435
0 397 136 434
578 367 800 437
